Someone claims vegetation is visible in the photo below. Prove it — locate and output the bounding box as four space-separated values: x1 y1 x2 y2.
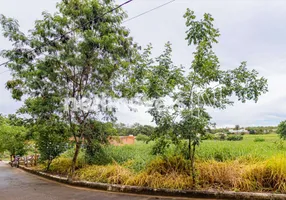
135 134 149 142
140 9 267 185
277 120 286 140
0 115 27 158
226 134 244 141
0 0 143 180
37 134 286 192
1 0 284 195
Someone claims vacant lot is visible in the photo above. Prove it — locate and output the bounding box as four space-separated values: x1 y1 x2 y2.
43 133 286 193
101 134 286 167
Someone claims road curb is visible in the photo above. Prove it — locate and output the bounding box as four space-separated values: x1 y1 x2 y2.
18 165 286 200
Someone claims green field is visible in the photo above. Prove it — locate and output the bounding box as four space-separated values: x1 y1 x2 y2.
43 133 286 192
197 134 286 161
102 134 286 169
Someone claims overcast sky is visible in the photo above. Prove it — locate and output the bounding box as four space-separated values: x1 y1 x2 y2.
1 0 286 128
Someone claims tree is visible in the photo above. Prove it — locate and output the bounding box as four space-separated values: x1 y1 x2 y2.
1 0 141 179
277 120 286 140
33 118 69 171
0 123 27 158
144 9 268 186
235 125 240 130
83 120 117 164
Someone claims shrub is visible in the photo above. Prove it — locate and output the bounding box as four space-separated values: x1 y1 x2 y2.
214 132 227 140
151 138 170 155
49 157 72 174
201 133 214 140
277 120 286 140
85 142 112 165
136 134 149 142
49 148 86 174
227 135 244 141
254 138 265 142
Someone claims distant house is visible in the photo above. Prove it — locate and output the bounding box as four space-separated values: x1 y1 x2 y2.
229 129 249 134
109 135 135 146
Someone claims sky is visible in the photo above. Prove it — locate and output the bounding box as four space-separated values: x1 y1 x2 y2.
0 0 286 128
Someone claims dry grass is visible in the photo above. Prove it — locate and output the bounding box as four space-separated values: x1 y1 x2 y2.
197 160 244 189
75 164 133 184
46 152 286 193
127 156 193 189
239 155 286 193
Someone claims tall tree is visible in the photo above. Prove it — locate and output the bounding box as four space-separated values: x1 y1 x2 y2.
0 0 140 179
145 9 268 186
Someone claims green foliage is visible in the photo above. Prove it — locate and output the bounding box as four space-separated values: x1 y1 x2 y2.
201 133 214 140
151 138 171 156
0 122 27 156
33 118 70 170
227 134 244 141
49 149 86 175
246 126 275 134
136 133 149 142
85 141 112 165
277 120 286 140
214 132 227 140
0 0 143 178
84 120 117 164
254 137 265 142
141 9 267 184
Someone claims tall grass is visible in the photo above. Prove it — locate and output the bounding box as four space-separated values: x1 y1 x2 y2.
44 134 286 192
72 154 286 192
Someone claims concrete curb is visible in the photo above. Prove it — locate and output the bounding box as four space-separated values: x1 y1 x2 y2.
18 165 286 200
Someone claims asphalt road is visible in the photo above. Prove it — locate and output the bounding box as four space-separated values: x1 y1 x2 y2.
0 162 207 200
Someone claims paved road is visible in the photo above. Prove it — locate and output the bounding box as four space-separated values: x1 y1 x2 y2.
0 162 207 200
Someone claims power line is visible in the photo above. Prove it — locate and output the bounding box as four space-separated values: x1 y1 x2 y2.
0 0 134 69
0 61 10 67
0 0 176 75
123 0 175 23
0 69 10 75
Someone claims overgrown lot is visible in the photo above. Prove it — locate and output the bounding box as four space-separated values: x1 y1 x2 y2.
41 134 286 193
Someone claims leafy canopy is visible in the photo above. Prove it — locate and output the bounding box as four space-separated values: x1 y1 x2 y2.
0 0 142 178
141 9 268 158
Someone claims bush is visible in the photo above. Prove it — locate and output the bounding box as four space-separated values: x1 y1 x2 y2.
277 120 286 140
49 148 86 174
254 138 265 142
214 132 227 140
85 142 112 165
201 133 214 140
227 135 244 141
136 134 149 142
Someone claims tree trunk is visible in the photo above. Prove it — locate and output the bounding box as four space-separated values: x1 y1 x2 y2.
46 159 52 171
68 142 81 182
188 135 191 160
191 143 196 188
